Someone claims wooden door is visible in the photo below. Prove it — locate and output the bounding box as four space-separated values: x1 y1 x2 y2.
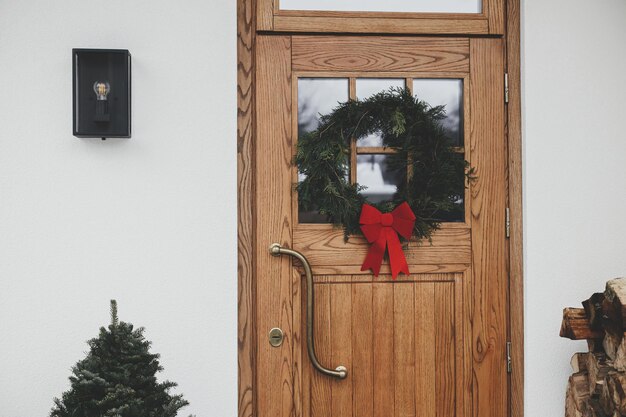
254 35 508 417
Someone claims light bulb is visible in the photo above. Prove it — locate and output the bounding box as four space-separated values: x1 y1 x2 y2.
93 81 111 101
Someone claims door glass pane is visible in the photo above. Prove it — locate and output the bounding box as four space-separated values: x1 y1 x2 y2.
356 78 405 147
413 78 464 146
298 78 349 136
436 195 465 222
357 154 403 204
298 78 349 223
280 0 481 13
433 151 465 222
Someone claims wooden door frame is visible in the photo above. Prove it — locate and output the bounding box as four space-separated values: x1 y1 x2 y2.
236 0 524 415
256 0 504 35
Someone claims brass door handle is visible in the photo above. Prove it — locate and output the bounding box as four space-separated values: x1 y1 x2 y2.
269 243 348 379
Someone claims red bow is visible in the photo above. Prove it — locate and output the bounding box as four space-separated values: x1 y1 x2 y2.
359 202 416 279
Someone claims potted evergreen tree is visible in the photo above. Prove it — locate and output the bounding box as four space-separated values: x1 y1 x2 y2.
51 300 192 417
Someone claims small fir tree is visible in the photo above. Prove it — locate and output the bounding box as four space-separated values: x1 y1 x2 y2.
51 300 191 417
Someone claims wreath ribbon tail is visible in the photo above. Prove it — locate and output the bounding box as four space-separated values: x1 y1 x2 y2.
360 236 386 277
386 228 410 280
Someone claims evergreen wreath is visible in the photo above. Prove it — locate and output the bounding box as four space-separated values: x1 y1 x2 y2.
296 87 472 242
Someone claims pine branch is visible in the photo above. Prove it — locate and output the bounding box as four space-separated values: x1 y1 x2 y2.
295 87 472 242
110 299 119 327
51 301 190 417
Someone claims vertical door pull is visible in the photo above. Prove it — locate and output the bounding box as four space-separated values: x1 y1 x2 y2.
269 243 348 379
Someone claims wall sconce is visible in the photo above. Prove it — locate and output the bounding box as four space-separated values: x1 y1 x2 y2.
73 49 131 139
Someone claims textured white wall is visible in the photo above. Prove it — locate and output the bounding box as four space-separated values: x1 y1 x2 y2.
2 0 626 416
0 1 236 417
523 0 626 415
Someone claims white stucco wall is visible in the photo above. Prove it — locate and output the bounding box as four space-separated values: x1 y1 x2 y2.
2 0 626 416
523 0 626 415
0 1 236 416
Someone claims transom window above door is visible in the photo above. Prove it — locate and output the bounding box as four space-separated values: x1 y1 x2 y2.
257 0 504 35
280 0 482 14
296 76 467 225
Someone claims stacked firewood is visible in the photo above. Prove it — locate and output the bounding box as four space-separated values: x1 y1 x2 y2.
561 278 626 417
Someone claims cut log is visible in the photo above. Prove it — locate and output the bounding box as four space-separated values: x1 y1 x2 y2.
607 373 626 415
561 308 605 340
561 280 626 417
568 386 583 417
582 399 609 417
568 373 588 417
570 372 591 411
615 338 626 372
600 378 615 415
584 293 608 330
605 278 626 327
567 392 581 417
588 338 606 353
572 353 591 373
603 298 622 325
603 331 625 361
588 352 615 396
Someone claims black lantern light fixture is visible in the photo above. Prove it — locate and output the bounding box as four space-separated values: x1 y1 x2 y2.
73 49 131 139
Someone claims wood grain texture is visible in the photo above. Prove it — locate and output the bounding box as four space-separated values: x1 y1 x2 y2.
394 283 416 417
415 282 436 416
435 282 455 417
458 270 473 417
274 15 489 35
255 35 294 417
292 36 469 73
256 0 273 30
260 0 509 35
293 269 303 417
312 273 457 284
293 226 471 267
310 263 469 276
560 308 604 340
276 9 489 19
244 29 519 417
486 0 505 35
469 38 508 417
373 283 394 417
311 283 332 417
331 284 353 416
352 284 373 417
506 0 525 414
303 278 459 417
237 0 255 415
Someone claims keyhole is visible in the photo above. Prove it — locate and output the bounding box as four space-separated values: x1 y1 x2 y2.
269 328 283 347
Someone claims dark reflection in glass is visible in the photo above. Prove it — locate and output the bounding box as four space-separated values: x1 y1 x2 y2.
356 78 405 147
413 79 464 146
281 0 482 13
435 195 465 222
298 78 349 223
298 78 349 136
357 154 403 204
433 152 465 222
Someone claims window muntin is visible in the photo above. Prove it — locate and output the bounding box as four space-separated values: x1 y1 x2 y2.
356 78 405 147
297 76 466 224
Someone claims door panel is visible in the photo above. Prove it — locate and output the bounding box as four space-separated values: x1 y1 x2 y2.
291 37 470 73
299 275 462 417
293 228 471 267
255 35 507 417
